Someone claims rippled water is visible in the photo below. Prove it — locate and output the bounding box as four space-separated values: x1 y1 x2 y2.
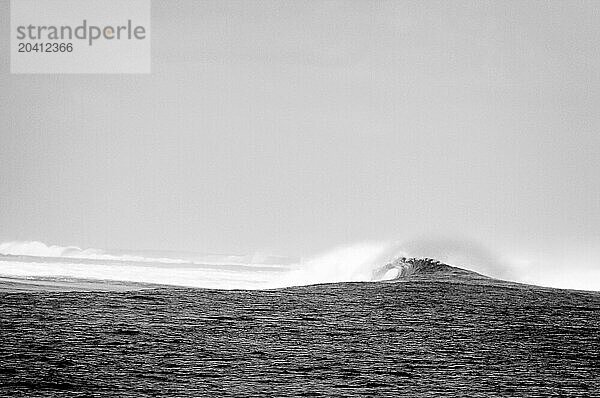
1 279 599 397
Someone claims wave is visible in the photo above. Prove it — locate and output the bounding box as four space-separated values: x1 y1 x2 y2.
1 239 597 291
0 241 189 264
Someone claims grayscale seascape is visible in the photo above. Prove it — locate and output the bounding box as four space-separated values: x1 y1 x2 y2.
2 1 600 396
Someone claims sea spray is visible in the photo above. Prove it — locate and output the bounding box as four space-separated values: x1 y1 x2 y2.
0 240 411 289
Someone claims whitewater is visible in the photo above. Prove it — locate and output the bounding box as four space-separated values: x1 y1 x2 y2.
0 241 415 290
1 240 598 291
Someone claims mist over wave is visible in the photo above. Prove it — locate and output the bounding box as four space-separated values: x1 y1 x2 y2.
1 240 598 291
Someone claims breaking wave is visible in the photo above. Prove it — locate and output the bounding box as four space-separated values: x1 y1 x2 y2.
0 241 188 264
1 239 598 291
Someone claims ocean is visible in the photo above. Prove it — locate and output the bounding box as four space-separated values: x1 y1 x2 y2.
1 270 599 397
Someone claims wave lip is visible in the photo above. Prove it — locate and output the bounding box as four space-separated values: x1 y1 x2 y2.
372 257 489 282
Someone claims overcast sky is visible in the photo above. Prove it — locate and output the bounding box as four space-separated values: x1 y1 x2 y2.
0 1 598 285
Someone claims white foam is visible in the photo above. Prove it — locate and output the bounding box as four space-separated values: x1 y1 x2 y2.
1 240 598 291
0 240 403 289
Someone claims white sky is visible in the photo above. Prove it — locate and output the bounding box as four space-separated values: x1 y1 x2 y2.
0 1 598 287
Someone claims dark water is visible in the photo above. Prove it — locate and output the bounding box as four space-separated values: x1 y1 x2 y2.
1 279 599 397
